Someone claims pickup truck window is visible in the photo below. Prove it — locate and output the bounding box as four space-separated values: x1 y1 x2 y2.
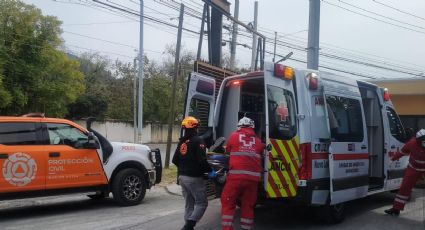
0 122 38 145
47 123 88 148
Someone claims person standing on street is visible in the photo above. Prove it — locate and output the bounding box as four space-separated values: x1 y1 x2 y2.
385 129 425 216
221 117 265 230
172 116 216 230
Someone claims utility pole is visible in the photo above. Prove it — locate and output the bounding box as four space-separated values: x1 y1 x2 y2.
307 0 320 70
273 31 277 62
250 1 258 71
165 3 184 169
138 0 144 143
133 58 138 143
229 0 239 69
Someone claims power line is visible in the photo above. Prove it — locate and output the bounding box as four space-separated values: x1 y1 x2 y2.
336 0 425 31
57 0 425 79
322 0 425 35
63 20 135 26
372 0 425 22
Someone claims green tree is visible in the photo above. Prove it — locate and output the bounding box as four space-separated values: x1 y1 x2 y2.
67 53 112 119
0 0 84 116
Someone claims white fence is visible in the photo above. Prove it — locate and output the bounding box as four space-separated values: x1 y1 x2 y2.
74 120 181 143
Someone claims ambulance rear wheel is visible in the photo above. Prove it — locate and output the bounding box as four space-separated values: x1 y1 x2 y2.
321 202 346 224
112 168 146 206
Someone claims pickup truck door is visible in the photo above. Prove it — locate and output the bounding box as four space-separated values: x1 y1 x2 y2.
44 122 108 189
0 122 46 193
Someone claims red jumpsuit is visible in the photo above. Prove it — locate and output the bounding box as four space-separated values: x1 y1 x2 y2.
221 127 265 230
391 137 425 210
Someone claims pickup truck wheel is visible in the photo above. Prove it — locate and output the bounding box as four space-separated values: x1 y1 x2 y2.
112 168 146 206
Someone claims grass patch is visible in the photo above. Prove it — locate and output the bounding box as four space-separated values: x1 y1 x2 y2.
160 165 178 185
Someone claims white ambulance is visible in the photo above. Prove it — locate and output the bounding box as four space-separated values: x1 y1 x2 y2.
184 62 409 223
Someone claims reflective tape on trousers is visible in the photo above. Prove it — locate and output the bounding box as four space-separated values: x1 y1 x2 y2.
241 218 254 224
409 163 425 172
229 170 261 178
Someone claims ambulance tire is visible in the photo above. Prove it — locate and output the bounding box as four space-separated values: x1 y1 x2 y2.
321 202 346 224
112 168 146 206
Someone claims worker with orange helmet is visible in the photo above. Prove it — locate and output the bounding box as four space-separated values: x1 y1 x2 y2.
385 129 425 216
221 117 265 230
172 116 216 230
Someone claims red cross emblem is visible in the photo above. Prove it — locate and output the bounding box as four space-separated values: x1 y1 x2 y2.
239 134 255 148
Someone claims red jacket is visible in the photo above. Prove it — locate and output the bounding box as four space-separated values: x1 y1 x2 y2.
225 127 265 182
393 137 425 171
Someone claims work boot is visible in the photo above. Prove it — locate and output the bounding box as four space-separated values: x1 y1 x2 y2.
384 208 400 216
180 220 196 230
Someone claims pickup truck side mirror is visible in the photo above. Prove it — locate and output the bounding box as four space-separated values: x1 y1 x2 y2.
84 132 100 149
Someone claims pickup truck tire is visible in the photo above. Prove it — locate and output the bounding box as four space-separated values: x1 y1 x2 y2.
112 168 146 206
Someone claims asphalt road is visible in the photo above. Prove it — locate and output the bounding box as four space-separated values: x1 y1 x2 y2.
0 187 424 230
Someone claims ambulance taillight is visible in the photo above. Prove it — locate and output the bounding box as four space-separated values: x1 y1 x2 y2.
383 88 390 101
307 72 318 90
274 63 294 80
299 143 312 180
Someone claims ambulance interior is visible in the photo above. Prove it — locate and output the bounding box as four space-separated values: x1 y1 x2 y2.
216 77 266 144
358 83 385 190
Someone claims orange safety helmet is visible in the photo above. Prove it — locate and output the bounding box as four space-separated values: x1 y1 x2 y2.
181 116 199 129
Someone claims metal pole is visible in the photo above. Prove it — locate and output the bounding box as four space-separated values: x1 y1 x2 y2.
307 0 320 70
197 4 207 60
138 0 144 143
229 0 239 69
133 58 138 143
273 31 277 62
250 1 258 71
165 3 184 169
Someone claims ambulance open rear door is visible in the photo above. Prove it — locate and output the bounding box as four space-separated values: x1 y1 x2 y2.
324 91 370 204
263 64 301 199
183 72 215 141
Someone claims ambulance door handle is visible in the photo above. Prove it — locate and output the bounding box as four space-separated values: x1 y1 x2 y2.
361 145 367 150
0 153 8 159
390 145 396 149
49 152 60 157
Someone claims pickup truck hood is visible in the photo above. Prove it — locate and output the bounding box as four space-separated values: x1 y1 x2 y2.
111 142 151 154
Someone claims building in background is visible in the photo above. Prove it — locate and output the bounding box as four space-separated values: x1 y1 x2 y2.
370 78 425 133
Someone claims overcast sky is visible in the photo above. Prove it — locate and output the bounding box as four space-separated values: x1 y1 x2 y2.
23 0 425 79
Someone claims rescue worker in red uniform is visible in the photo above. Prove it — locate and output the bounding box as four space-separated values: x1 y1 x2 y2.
385 129 425 216
172 116 216 230
221 117 265 230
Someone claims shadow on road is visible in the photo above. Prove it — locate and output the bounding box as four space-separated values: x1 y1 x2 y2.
0 198 118 221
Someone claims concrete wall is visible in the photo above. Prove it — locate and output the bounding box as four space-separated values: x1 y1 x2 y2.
74 120 180 143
